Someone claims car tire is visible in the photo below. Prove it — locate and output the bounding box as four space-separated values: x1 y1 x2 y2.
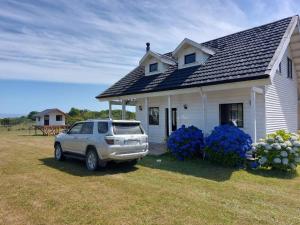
54 144 65 161
86 150 100 171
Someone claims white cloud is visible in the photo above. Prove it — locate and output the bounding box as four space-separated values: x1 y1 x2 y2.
0 0 298 85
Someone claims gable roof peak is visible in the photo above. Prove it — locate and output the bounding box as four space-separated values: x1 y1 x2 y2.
139 50 176 66
172 38 216 57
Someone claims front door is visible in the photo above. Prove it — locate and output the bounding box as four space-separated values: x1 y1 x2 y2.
44 115 49 126
165 108 177 137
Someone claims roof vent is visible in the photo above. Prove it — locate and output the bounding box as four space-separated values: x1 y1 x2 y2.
146 42 150 52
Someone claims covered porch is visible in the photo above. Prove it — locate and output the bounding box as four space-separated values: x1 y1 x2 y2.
101 79 269 144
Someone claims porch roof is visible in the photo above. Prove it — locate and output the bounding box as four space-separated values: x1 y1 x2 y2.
97 17 293 99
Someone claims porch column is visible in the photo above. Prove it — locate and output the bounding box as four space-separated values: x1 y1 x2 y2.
251 88 257 143
168 95 172 136
122 100 126 120
202 93 207 135
144 97 149 134
108 101 112 119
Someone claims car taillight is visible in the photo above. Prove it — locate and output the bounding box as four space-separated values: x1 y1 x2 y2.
105 137 114 145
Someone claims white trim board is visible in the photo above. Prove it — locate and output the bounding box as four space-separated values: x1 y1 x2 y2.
265 15 300 78
98 78 270 101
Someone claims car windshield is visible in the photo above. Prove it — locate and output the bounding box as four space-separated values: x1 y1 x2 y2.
113 122 143 135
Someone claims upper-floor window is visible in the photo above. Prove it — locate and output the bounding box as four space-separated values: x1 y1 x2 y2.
184 53 196 64
149 63 158 72
56 115 62 121
287 57 293 79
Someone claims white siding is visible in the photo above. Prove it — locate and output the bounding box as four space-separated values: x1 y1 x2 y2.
136 88 264 143
265 47 298 134
206 88 265 139
35 112 65 126
136 94 203 143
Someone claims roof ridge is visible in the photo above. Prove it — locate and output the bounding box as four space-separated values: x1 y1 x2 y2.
201 16 296 45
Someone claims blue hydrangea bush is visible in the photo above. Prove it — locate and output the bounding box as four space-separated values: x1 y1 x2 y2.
204 125 252 167
250 130 300 171
167 125 204 160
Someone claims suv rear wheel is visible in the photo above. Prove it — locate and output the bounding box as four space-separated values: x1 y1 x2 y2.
86 150 99 171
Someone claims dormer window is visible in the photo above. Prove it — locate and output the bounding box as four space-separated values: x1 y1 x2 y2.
184 53 196 64
149 63 158 72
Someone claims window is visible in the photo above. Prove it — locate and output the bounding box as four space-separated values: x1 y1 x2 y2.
56 115 62 121
80 122 94 134
37 117 40 121
98 122 108 133
278 62 282 74
113 122 143 135
68 123 83 134
287 57 293 79
184 53 196 64
149 63 158 72
219 103 243 128
149 107 159 125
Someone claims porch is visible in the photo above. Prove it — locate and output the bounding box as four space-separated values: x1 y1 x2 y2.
103 80 268 144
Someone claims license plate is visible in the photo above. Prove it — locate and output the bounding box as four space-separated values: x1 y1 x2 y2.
126 140 139 145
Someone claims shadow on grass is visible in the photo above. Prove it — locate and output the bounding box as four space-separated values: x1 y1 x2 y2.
140 153 298 181
246 167 298 179
140 154 236 182
39 157 138 177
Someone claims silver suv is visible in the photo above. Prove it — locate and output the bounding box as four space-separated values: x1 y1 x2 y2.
54 119 148 171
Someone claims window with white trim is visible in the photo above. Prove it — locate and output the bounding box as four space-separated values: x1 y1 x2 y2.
219 103 243 128
149 63 158 72
184 53 196 64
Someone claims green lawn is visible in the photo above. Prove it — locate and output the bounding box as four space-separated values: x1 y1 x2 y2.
0 130 300 225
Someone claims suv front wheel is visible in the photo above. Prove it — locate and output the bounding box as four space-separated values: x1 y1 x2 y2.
54 144 64 161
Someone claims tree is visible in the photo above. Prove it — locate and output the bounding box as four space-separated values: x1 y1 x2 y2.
27 111 38 120
68 108 81 117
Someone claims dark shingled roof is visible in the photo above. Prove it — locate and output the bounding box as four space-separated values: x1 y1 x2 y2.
97 17 292 99
35 108 66 117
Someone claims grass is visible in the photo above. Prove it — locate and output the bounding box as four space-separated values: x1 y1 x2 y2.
0 130 300 225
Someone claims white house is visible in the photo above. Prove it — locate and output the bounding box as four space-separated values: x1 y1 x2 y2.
35 108 66 126
96 16 300 143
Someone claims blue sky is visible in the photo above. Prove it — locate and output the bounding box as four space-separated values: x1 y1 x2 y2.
0 0 299 116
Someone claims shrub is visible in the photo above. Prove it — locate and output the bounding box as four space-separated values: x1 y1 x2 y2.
251 131 300 171
204 125 252 167
267 130 292 141
167 125 204 160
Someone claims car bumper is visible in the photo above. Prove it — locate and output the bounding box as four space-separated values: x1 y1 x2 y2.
108 150 149 160
104 144 149 160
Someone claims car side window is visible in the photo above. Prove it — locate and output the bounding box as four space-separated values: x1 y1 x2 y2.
68 123 83 134
98 122 108 133
80 122 94 134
